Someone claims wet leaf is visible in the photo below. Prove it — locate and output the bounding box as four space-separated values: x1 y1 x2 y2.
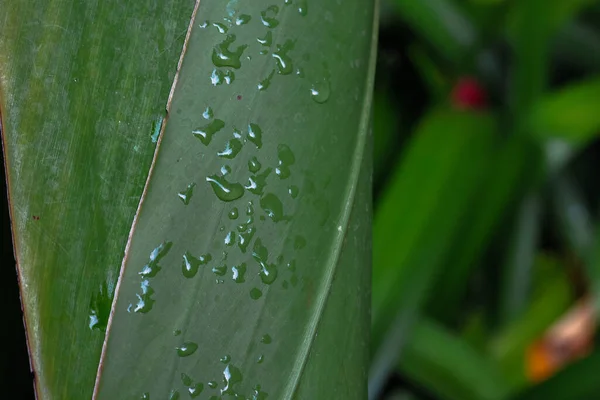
1 0 376 398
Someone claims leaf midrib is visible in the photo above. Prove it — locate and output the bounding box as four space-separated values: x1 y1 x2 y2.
282 3 379 397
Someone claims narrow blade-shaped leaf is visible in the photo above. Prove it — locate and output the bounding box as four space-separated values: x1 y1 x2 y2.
94 1 376 398
370 109 496 397
0 2 195 397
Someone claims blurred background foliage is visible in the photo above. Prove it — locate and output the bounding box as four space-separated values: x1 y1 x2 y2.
2 0 600 399
372 0 600 399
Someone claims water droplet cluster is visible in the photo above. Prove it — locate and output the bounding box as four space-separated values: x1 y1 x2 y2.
128 241 173 314
145 352 271 399
197 0 330 103
127 2 336 397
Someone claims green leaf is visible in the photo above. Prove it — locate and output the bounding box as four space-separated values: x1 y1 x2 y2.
552 174 600 312
400 318 508 400
1 0 376 398
389 0 476 64
508 0 595 128
530 76 600 146
429 134 543 320
509 0 551 127
370 109 496 397
0 1 195 398
92 1 377 399
498 192 542 324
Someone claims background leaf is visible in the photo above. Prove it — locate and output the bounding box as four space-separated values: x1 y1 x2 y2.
370 109 496 398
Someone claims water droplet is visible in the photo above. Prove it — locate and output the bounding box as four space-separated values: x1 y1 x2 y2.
298 0 308 15
253 238 278 284
294 235 306 250
276 144 295 179
235 14 251 25
247 201 255 215
258 70 275 91
220 165 232 175
260 5 280 28
220 354 231 363
199 21 209 28
278 144 295 165
232 263 247 283
208 381 218 389
141 392 150 400
246 168 272 195
296 67 305 77
310 79 331 104
272 40 295 75
212 22 228 34
250 288 262 299
260 193 285 222
238 216 253 232
176 341 199 357
252 237 268 260
192 119 225 145
287 260 296 271
248 157 261 173
182 251 211 278
132 242 172 312
213 34 248 69
288 185 299 198
218 138 243 159
282 280 289 289
257 31 272 47
261 334 272 344
139 241 173 277
206 175 245 202
132 280 155 313
238 227 255 253
257 354 264 364
88 281 113 331
247 123 263 148
188 384 203 398
211 69 235 86
181 373 193 386
150 116 163 143
203 106 214 120
212 264 228 276
178 183 196 205
221 364 243 395
229 207 239 219
252 385 269 400
260 263 278 284
168 389 180 400
224 231 236 246
173 329 182 336
290 274 299 287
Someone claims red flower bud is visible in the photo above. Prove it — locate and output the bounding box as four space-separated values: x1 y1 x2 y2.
451 77 487 110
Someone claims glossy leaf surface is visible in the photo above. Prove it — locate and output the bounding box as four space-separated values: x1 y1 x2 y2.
1 0 376 398
92 0 376 399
